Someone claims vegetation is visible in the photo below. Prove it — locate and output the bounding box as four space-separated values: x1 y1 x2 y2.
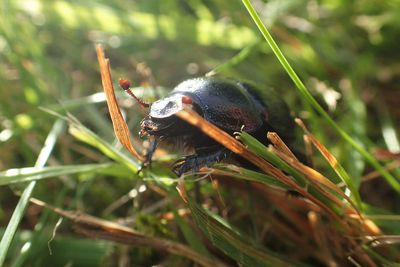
1 0 399 266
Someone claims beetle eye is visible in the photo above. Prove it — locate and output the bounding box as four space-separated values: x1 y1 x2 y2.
181 95 193 105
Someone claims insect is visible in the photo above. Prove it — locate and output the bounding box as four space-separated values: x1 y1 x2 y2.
121 77 296 176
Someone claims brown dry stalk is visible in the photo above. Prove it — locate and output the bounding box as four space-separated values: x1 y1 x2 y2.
270 147 357 213
295 118 339 169
361 160 400 183
308 211 338 266
95 44 144 161
267 132 361 219
29 198 227 267
272 145 382 236
267 132 298 160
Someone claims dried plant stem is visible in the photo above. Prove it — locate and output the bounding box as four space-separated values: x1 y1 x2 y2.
96 44 144 161
30 198 227 267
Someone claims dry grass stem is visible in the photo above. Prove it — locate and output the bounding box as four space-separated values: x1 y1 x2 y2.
29 198 227 267
95 44 144 161
267 132 298 160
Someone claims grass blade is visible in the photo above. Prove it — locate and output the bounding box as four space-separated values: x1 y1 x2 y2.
214 165 289 189
238 131 361 216
68 117 140 172
0 163 126 186
186 197 306 267
296 119 362 208
0 119 64 266
172 209 211 257
241 0 400 192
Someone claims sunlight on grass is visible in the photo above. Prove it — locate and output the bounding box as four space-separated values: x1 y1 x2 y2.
1 0 399 266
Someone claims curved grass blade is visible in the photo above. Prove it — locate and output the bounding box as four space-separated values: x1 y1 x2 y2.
296 119 362 208
187 197 307 267
0 163 127 186
241 0 400 193
238 132 361 217
68 117 140 172
214 164 289 189
237 132 307 186
172 209 211 257
0 119 64 266
207 42 258 76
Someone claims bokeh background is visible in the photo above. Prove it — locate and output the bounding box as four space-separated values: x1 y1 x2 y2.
1 0 399 266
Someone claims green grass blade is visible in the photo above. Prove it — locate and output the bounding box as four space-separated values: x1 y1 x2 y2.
0 163 126 186
207 43 258 76
187 198 306 267
215 164 289 189
173 209 211 257
68 117 140 172
330 161 362 206
237 132 306 186
47 92 107 111
238 132 363 212
241 0 400 193
0 119 65 266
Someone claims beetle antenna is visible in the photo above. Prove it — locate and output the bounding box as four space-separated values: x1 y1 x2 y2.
119 79 150 108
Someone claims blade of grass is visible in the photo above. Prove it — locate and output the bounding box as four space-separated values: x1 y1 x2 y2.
10 186 70 267
295 119 362 207
186 197 307 267
68 116 140 172
241 0 400 193
40 108 141 173
0 163 127 185
239 131 361 218
172 209 211 257
0 119 64 266
206 42 258 76
237 132 307 187
213 164 289 189
379 103 400 153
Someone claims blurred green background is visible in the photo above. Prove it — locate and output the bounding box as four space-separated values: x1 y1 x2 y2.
1 0 399 266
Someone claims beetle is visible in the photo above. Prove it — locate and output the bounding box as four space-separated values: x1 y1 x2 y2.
122 77 296 176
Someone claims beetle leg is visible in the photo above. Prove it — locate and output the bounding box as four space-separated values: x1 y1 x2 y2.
145 138 159 165
172 148 231 176
137 138 159 174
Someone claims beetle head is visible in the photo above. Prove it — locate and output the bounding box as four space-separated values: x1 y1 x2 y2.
140 94 197 137
119 78 199 138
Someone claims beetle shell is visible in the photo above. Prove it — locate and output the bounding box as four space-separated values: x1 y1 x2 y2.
171 78 264 132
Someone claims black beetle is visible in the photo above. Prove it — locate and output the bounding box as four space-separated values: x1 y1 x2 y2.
123 77 296 175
